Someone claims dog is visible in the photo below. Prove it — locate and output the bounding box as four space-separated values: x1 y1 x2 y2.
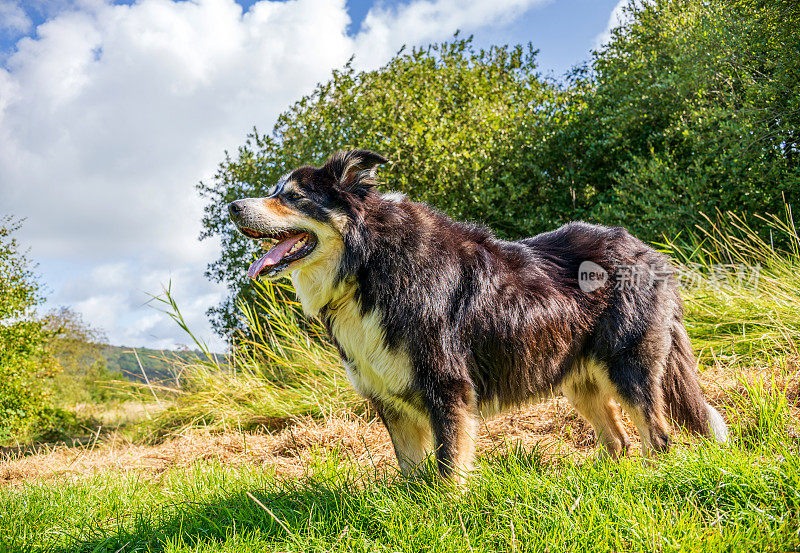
228 149 728 481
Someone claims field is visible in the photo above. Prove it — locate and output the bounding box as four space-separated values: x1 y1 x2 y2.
2 1 798 551
1 211 799 552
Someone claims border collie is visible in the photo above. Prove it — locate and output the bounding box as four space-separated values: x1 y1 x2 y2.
228 150 728 481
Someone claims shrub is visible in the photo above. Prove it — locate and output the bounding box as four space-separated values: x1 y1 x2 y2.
199 0 800 338
0 217 57 442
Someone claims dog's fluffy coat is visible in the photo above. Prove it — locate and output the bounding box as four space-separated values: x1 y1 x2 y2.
229 150 728 480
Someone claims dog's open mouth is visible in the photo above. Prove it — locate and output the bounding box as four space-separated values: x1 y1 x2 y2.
241 228 317 278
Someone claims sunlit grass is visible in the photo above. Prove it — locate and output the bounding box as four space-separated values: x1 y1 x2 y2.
662 205 800 364
3 393 798 553
141 279 358 441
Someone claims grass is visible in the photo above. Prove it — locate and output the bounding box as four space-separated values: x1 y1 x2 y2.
139 280 359 441
2 207 800 551
664 206 800 364
2 422 798 552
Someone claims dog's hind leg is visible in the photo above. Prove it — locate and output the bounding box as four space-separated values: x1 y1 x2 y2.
372 399 432 475
563 364 630 458
605 345 673 457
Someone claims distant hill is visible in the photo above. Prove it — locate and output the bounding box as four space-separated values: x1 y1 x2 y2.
100 345 223 385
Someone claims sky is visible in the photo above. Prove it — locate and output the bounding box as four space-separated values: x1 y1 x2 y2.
0 0 625 351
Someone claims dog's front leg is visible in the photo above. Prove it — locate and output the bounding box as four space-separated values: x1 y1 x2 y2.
371 399 432 475
425 380 478 483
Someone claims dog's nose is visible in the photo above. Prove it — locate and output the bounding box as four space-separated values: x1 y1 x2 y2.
228 200 245 217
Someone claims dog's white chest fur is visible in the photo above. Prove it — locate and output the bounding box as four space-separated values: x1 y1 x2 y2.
327 299 413 399
292 267 413 401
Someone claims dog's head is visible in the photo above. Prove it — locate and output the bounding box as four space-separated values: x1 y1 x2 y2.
228 150 388 280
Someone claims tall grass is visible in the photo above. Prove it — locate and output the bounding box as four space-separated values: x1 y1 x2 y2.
143 280 357 441
662 206 800 364
145 206 800 440
660 207 800 442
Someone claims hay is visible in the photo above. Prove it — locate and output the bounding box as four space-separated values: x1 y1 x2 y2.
2 360 796 487
0 399 597 486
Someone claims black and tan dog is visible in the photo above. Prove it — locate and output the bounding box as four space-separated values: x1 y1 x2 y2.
228 150 728 481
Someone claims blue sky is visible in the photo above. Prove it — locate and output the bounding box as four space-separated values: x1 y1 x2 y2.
0 0 624 349
2 0 621 73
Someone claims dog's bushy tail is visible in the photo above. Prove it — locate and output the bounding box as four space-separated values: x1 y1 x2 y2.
663 324 729 443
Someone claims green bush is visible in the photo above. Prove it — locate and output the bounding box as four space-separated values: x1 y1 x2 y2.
199 0 800 337
0 218 57 442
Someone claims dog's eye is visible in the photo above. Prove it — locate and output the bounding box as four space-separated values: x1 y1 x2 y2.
286 191 302 201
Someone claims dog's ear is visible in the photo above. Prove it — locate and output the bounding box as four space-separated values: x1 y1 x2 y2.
323 150 388 193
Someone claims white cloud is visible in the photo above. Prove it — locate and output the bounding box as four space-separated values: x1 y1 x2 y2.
593 0 640 50
0 1 32 34
354 0 548 68
56 259 224 349
0 0 547 349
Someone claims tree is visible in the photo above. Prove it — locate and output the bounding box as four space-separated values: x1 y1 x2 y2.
545 0 800 238
0 217 55 439
45 307 121 405
199 38 564 337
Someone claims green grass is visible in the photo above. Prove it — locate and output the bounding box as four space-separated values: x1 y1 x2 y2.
3 208 799 551
663 207 800 364
3 432 798 552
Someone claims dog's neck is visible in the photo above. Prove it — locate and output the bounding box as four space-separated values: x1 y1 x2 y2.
291 240 352 317
292 196 398 317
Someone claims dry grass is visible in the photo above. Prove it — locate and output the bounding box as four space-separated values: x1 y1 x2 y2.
69 399 170 427
0 401 581 486
4 356 796 488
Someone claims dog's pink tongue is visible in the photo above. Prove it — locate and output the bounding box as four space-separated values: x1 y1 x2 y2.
247 234 304 279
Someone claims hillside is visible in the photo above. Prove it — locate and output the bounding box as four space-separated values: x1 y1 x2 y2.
100 345 223 385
